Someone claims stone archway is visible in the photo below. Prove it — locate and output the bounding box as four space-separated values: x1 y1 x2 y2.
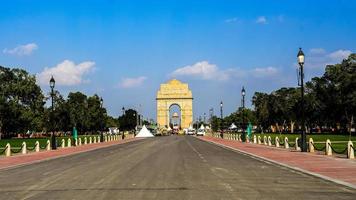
156 79 193 129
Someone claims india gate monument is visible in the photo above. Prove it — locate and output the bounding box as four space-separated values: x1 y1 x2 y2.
156 79 193 129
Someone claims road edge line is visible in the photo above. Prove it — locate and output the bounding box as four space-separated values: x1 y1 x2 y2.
197 137 356 190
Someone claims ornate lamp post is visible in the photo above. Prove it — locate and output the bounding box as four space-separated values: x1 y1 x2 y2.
297 48 307 152
220 101 224 138
122 107 125 115
241 86 246 142
49 76 57 150
100 97 104 142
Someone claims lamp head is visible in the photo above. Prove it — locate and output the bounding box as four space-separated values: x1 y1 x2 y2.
49 76 55 89
297 47 305 66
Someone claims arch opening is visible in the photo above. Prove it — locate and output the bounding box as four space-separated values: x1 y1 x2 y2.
169 104 181 133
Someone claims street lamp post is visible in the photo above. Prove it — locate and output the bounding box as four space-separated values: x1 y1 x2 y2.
241 86 246 142
297 48 307 152
49 76 56 150
100 97 104 142
220 101 223 138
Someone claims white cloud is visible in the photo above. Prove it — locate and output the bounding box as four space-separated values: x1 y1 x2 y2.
309 48 326 55
225 17 238 23
3 43 38 56
256 16 267 24
119 76 147 88
252 67 278 77
36 60 95 86
170 61 230 81
307 49 352 69
170 61 279 81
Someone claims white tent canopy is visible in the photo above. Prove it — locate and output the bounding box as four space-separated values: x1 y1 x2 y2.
136 125 154 138
229 123 237 130
199 124 205 130
188 124 195 130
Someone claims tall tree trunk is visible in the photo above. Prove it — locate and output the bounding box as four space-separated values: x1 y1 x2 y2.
291 121 295 133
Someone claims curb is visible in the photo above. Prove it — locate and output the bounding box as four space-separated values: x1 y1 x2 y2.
196 137 356 190
0 138 142 171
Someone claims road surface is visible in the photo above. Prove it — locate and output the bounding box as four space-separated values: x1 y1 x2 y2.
0 136 355 199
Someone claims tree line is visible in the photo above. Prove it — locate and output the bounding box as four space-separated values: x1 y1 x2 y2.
0 66 118 139
211 53 355 134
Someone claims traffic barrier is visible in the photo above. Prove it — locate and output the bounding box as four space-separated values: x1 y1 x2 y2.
295 137 301 151
275 137 280 148
347 141 354 159
35 141 40 152
79 138 82 146
267 136 272 146
93 136 97 143
263 136 267 145
284 137 289 149
253 135 257 144
326 139 332 156
5 143 11 157
68 138 71 147
309 138 314 153
89 137 92 144
46 140 51 151
258 136 262 144
238 134 242 141
61 139 66 148
22 142 27 154
84 137 87 145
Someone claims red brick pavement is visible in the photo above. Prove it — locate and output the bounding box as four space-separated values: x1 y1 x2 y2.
0 138 141 170
199 136 356 188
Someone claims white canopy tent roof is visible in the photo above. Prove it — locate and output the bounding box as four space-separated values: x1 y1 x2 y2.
135 125 154 138
188 124 195 130
229 123 237 130
199 124 205 130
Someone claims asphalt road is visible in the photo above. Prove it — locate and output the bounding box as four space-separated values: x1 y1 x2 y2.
0 136 355 200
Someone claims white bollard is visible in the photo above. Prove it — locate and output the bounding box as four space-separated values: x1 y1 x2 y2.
61 139 66 148
89 137 92 144
22 142 27 154
67 138 71 147
104 135 107 142
35 141 40 152
98 136 101 142
347 141 354 159
79 138 82 146
263 136 267 145
275 137 280 148
84 137 87 145
309 138 314 153
93 136 97 143
75 138 78 146
46 140 51 151
258 136 262 144
5 143 11 157
267 136 272 146
326 139 332 156
238 134 242 141
253 135 257 144
284 137 289 149
246 136 250 143
295 137 301 151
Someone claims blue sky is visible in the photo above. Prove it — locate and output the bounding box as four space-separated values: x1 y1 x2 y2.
1 0 355 120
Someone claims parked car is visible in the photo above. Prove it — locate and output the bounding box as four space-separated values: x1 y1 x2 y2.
196 129 205 136
187 129 196 135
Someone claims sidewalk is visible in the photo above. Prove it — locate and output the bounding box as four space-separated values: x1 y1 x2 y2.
0 138 140 170
199 136 356 189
